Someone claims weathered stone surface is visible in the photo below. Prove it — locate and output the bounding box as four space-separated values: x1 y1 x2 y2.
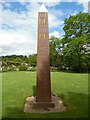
24 96 65 113
33 4 53 108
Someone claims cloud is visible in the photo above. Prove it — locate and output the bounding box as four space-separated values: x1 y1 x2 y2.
48 9 64 28
0 2 64 56
0 4 3 24
48 13 64 28
0 0 89 2
49 9 63 17
1 43 36 56
0 1 87 56
0 0 61 2
50 31 60 38
4 2 11 8
0 2 38 56
0 28 37 56
44 2 60 7
76 0 89 13
66 10 78 18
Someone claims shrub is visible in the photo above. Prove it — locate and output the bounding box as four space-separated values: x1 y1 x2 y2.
19 65 27 71
2 66 8 72
50 67 58 72
29 67 37 71
27 66 37 71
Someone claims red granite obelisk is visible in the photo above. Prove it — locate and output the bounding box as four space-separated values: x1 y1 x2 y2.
33 4 54 108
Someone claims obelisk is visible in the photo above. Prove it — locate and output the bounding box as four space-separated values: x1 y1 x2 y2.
33 4 54 108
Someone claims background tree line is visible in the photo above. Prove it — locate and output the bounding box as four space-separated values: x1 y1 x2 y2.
0 12 89 73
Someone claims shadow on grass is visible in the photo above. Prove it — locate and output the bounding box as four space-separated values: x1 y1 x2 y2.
32 85 36 97
63 92 88 114
2 92 88 119
59 70 88 74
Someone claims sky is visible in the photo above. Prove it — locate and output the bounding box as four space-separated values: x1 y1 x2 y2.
0 0 89 56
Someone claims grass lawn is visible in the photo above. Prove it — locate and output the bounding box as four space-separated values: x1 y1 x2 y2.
2 71 88 118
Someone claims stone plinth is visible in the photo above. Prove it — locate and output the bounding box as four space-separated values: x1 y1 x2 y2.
33 97 54 109
24 96 65 113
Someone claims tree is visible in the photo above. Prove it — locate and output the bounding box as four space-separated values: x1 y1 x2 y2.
19 65 27 71
28 54 37 67
62 12 89 72
49 36 64 70
49 36 59 67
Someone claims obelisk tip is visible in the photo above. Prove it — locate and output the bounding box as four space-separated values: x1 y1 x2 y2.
38 4 48 12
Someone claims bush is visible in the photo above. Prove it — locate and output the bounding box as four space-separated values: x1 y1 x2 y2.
7 66 17 71
19 65 27 71
2 66 8 72
29 67 37 71
27 66 37 71
50 67 58 72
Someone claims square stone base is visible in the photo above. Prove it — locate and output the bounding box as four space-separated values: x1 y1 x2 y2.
33 97 54 109
24 96 65 113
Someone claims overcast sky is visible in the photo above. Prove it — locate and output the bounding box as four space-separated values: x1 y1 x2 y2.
0 0 89 56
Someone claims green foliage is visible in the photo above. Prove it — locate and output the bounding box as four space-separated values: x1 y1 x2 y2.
49 12 89 73
63 12 88 39
62 12 89 72
50 67 58 72
29 67 37 71
28 54 37 67
1 55 30 72
49 36 62 67
27 66 37 71
19 65 27 71
2 66 8 72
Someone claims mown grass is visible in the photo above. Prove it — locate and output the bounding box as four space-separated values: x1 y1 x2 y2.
2 71 88 118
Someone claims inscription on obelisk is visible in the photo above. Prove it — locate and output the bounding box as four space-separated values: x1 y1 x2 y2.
33 4 54 108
